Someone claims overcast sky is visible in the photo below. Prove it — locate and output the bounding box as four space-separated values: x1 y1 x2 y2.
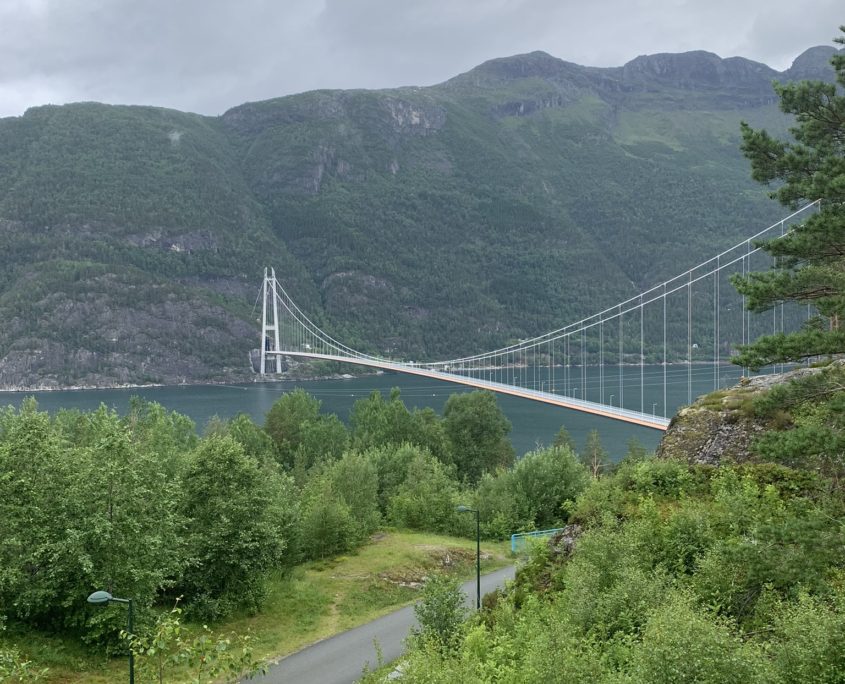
1 0 841 118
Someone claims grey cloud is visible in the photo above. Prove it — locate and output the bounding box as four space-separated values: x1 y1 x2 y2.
0 0 841 118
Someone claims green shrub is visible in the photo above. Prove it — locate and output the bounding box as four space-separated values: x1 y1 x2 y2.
178 435 294 620
413 574 467 653
298 475 356 560
388 451 465 535
631 592 770 683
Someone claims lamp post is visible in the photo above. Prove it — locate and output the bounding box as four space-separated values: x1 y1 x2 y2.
456 505 480 610
88 591 134 684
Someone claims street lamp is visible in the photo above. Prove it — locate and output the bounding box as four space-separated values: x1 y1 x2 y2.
88 591 134 684
456 505 480 610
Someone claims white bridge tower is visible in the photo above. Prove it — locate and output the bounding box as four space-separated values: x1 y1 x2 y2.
260 267 282 374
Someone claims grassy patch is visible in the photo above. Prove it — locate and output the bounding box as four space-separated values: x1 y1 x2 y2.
8 530 510 683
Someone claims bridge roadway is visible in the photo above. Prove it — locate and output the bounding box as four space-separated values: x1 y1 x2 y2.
267 351 670 431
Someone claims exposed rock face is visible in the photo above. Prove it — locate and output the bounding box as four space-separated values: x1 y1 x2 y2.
785 46 842 81
656 363 839 466
656 401 768 466
548 524 583 559
620 51 777 90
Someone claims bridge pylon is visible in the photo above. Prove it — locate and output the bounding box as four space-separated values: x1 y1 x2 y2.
260 267 283 374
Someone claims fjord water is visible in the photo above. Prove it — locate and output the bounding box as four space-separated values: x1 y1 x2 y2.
0 363 746 458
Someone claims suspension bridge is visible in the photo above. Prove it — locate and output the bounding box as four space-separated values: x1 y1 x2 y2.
257 202 820 431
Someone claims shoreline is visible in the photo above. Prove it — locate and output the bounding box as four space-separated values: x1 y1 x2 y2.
0 360 743 394
0 371 384 394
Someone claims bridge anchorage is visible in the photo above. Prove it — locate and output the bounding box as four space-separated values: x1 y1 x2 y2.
258 202 821 431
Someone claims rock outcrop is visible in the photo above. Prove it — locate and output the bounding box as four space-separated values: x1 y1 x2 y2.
656 362 841 466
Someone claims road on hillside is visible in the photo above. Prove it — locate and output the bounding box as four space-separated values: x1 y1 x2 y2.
250 565 516 684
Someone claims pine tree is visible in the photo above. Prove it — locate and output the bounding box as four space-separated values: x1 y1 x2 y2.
731 27 845 369
553 425 577 452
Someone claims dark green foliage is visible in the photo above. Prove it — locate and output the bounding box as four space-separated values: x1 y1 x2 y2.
510 446 588 530
0 401 182 646
771 592 845 683
323 451 382 543
350 390 451 464
752 363 845 478
387 457 845 683
177 436 295 620
291 414 349 482
475 470 524 539
622 436 648 463
264 389 348 473
350 389 416 450
630 592 769 684
388 450 466 535
367 443 427 514
0 385 523 654
443 391 514 484
733 30 845 368
214 412 277 466
552 425 577 452
298 475 357 560
264 389 322 463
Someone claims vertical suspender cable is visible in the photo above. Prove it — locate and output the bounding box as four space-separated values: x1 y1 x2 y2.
640 295 644 414
688 270 692 405
581 328 586 401
713 261 718 391
599 320 604 405
619 307 623 410
716 255 720 389
663 283 667 418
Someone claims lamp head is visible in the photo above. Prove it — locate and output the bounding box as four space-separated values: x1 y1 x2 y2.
456 505 471 513
87 590 113 605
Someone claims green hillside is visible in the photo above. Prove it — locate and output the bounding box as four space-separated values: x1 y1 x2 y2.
0 46 838 387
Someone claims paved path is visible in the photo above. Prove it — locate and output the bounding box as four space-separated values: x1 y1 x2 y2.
251 565 515 684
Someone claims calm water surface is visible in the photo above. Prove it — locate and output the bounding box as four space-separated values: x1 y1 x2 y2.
0 364 746 458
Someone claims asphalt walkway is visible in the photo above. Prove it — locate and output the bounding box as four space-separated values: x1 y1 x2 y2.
251 565 515 684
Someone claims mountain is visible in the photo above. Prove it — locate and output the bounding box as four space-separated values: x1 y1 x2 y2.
0 46 839 389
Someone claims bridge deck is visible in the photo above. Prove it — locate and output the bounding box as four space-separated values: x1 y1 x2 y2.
267 351 670 431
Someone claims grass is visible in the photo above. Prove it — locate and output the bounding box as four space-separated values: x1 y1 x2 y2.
4 530 511 683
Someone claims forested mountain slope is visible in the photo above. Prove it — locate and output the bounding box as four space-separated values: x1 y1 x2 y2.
0 46 838 388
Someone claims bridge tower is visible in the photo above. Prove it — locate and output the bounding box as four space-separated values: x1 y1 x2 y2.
260 267 282 374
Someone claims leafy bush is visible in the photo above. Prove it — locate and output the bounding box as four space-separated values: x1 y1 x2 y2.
325 451 381 543
631 592 770 684
512 445 589 529
367 443 425 514
771 590 845 683
388 451 466 535
178 435 295 620
476 469 525 538
443 391 514 485
126 600 264 684
0 401 182 646
413 574 467 653
298 475 357 560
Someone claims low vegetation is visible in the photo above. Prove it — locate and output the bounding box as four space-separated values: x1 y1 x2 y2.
0 387 591 682
364 362 845 683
